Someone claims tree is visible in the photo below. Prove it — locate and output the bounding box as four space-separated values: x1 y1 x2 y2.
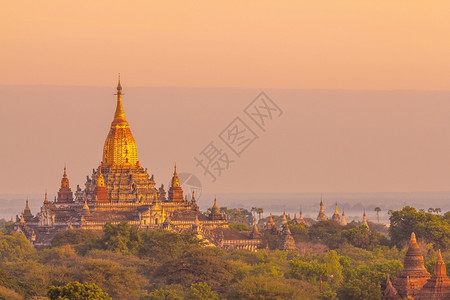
374 207 381 223
101 222 141 255
307 220 344 249
0 285 22 300
153 249 235 292
0 232 36 262
256 208 264 220
81 259 147 299
138 230 202 260
226 275 319 300
185 283 218 300
51 229 101 247
47 281 111 300
337 276 382 300
251 207 257 218
144 288 181 300
389 206 450 250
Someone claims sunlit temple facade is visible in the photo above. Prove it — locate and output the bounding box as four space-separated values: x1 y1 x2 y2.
14 80 262 250
384 232 450 299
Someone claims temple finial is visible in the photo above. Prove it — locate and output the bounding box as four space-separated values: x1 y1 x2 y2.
113 74 126 123
117 73 122 91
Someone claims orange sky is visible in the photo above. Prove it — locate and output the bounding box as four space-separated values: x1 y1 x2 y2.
2 2 450 198
1 1 450 90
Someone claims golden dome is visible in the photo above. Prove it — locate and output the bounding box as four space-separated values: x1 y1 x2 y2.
102 78 138 167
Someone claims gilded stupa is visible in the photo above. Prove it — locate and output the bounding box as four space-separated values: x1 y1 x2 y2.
84 77 159 203
102 77 138 167
331 203 340 223
316 195 328 221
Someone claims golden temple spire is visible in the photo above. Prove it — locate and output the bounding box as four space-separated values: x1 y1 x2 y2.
211 197 221 216
410 232 417 245
213 197 219 209
362 209 369 228
44 191 49 203
102 77 138 167
61 166 70 188
113 74 126 124
20 212 25 224
96 166 105 187
83 196 90 214
171 164 180 187
341 207 347 226
269 213 275 225
435 249 447 277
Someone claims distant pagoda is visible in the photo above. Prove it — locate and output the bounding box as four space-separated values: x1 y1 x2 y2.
331 203 340 223
316 195 328 221
384 233 431 298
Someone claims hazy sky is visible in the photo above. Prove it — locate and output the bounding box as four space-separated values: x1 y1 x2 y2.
2 1 450 199
1 1 450 89
2 86 450 197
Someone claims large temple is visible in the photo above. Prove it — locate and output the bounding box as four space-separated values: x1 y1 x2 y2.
384 232 450 299
14 79 263 250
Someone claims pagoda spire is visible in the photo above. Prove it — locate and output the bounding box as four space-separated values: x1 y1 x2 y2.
341 207 347 226
268 213 275 225
96 166 105 187
113 74 126 124
332 202 340 223
435 249 447 277
83 196 90 215
362 209 369 228
61 166 70 188
210 197 222 220
317 194 327 221
44 191 49 204
251 217 261 239
252 217 259 233
282 211 288 224
171 164 180 187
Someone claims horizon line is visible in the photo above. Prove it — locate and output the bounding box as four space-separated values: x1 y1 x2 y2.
1 84 450 93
